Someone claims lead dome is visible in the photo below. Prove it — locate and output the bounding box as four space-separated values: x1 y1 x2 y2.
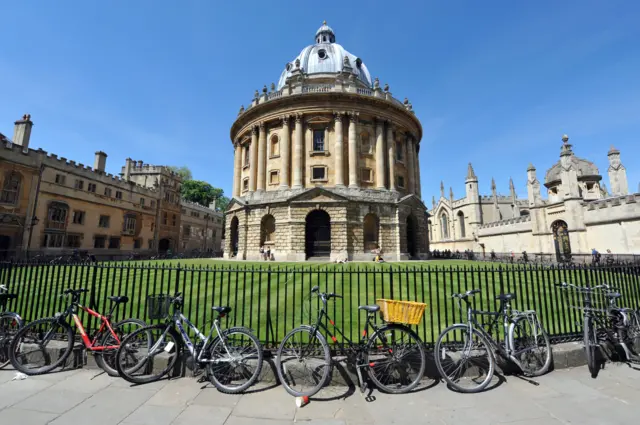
277 21 372 90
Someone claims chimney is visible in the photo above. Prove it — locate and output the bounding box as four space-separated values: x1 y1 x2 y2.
13 114 33 151
94 151 107 173
209 198 217 211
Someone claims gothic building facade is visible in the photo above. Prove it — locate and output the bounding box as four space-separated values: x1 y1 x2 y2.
225 22 428 261
428 135 640 258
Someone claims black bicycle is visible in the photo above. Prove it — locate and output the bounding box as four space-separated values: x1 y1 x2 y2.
434 289 551 393
556 282 640 377
115 293 263 393
275 286 426 397
0 285 23 369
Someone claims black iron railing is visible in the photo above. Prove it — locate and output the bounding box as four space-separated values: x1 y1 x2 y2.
1 261 639 349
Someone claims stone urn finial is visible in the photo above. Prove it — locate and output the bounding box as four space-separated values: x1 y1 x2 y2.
270 82 275 91
373 77 380 89
254 89 259 99
295 58 301 68
238 105 245 115
383 83 389 93
343 55 350 67
404 98 409 105
262 85 268 94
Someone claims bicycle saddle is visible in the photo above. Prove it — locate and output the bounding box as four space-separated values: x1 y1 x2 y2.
605 292 622 299
358 305 380 313
496 293 516 301
108 296 129 304
212 306 232 314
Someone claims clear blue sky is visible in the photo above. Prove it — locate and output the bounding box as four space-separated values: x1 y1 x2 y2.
1 1 638 202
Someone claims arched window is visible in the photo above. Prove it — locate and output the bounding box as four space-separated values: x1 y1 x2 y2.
440 212 449 240
260 214 276 245
270 135 279 157
0 172 21 204
457 211 466 238
363 213 379 251
428 220 433 243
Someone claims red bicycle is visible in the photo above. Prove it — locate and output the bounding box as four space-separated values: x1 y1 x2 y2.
9 288 146 376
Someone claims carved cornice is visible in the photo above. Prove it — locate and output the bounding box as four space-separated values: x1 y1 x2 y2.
259 121 266 131
348 111 359 123
251 126 259 135
333 111 344 122
294 113 303 124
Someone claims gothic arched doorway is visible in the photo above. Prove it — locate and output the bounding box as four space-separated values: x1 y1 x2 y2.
406 215 417 258
305 210 331 258
230 216 239 257
551 220 571 262
158 238 171 252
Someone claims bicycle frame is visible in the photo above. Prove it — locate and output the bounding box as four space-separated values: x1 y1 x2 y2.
57 301 121 351
310 308 377 353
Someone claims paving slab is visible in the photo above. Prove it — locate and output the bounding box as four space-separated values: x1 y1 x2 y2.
13 388 91 414
171 405 232 425
0 407 58 425
120 405 184 425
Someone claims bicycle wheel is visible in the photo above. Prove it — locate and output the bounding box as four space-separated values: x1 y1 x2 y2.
583 316 598 378
116 324 179 384
276 326 331 397
627 310 640 354
509 314 551 376
0 314 23 369
365 324 425 394
206 327 263 394
434 324 495 393
9 317 74 375
95 318 147 377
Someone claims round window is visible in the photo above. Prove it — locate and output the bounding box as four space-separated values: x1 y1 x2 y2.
318 49 327 60
286 63 292 71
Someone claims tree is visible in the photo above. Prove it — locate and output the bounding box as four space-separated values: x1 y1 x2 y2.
167 165 192 181
181 179 228 209
215 195 230 212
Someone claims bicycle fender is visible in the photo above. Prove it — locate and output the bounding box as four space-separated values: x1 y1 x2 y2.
0 312 24 328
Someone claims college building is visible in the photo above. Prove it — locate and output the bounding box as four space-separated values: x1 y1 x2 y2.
0 114 223 259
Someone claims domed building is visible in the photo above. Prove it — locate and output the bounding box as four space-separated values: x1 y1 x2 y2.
224 22 428 261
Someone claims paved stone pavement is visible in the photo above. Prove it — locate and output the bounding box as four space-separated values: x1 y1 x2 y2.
0 364 639 425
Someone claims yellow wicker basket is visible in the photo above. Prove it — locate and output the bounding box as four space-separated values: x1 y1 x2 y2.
376 299 427 325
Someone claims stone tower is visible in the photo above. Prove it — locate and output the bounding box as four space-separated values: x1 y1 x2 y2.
526 163 541 206
465 163 482 230
607 145 628 196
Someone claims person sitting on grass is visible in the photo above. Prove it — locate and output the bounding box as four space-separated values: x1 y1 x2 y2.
371 245 385 263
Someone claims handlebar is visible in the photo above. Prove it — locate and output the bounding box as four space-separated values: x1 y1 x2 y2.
452 289 481 299
555 282 614 292
311 286 342 300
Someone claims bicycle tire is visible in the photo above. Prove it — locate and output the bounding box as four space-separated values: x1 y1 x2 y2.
434 323 495 393
276 326 331 397
583 316 598 378
206 327 263 394
9 317 74 375
0 313 23 369
365 324 426 394
509 314 552 377
94 318 146 377
116 324 180 384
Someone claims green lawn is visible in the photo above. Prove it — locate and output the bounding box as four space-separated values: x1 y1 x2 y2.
2 259 639 348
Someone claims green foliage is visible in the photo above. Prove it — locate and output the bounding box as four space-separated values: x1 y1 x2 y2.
181 180 222 208
167 165 193 181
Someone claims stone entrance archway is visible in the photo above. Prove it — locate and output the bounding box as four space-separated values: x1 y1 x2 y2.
230 216 239 257
158 238 171 252
406 215 417 258
305 210 331 258
551 220 571 262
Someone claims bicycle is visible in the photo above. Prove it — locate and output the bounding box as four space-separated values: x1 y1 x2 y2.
275 286 426 397
115 292 263 393
556 282 640 377
434 289 551 393
0 285 23 368
9 288 146 376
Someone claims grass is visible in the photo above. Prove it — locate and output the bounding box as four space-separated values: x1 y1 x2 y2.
3 259 639 348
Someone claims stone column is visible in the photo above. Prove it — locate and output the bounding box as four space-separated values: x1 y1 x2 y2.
232 140 242 197
375 118 385 189
292 114 304 189
348 112 359 188
257 122 267 191
406 136 416 194
280 116 290 189
334 112 345 187
249 126 258 192
415 143 422 198
386 121 396 191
